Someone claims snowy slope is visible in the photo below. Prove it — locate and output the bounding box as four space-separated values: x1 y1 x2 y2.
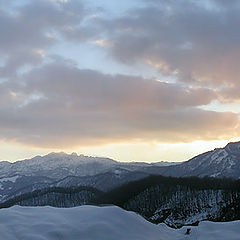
0 205 239 240
53 169 149 191
0 175 54 203
155 141 240 178
158 221 240 240
0 205 166 240
0 170 150 204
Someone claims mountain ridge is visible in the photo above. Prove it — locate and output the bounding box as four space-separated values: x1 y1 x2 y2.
0 141 240 206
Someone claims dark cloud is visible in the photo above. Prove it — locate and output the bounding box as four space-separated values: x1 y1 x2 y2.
0 61 238 147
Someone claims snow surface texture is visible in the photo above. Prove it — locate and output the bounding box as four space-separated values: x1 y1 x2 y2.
0 205 239 240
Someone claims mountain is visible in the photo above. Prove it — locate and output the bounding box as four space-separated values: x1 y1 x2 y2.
1 141 240 205
0 152 178 179
0 153 178 203
1 143 240 228
0 152 117 179
0 170 150 204
53 169 149 191
156 141 240 179
0 186 103 209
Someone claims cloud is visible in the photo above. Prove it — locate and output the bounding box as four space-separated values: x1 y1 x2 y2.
0 61 238 148
0 0 239 150
98 0 240 101
0 0 97 75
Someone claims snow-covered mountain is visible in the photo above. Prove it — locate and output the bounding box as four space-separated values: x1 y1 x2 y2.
0 170 150 203
0 153 117 179
158 141 240 178
0 175 54 203
53 169 149 191
0 153 179 203
1 141 240 204
0 152 178 179
1 205 240 240
6 140 240 182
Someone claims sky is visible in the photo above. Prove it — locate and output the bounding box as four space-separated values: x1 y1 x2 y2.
0 0 240 162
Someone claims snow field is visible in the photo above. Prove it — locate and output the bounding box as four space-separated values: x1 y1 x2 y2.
0 205 239 240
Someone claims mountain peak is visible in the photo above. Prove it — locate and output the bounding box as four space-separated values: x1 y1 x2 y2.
168 140 240 179
71 152 78 156
224 141 240 154
225 141 240 148
46 152 68 158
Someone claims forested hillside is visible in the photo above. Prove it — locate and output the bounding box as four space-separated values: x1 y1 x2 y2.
98 176 240 227
0 186 102 208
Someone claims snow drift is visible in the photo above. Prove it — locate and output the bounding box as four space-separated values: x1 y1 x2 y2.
0 205 239 240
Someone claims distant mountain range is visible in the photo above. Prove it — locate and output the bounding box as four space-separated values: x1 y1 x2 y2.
0 153 178 203
0 152 179 179
0 141 240 208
